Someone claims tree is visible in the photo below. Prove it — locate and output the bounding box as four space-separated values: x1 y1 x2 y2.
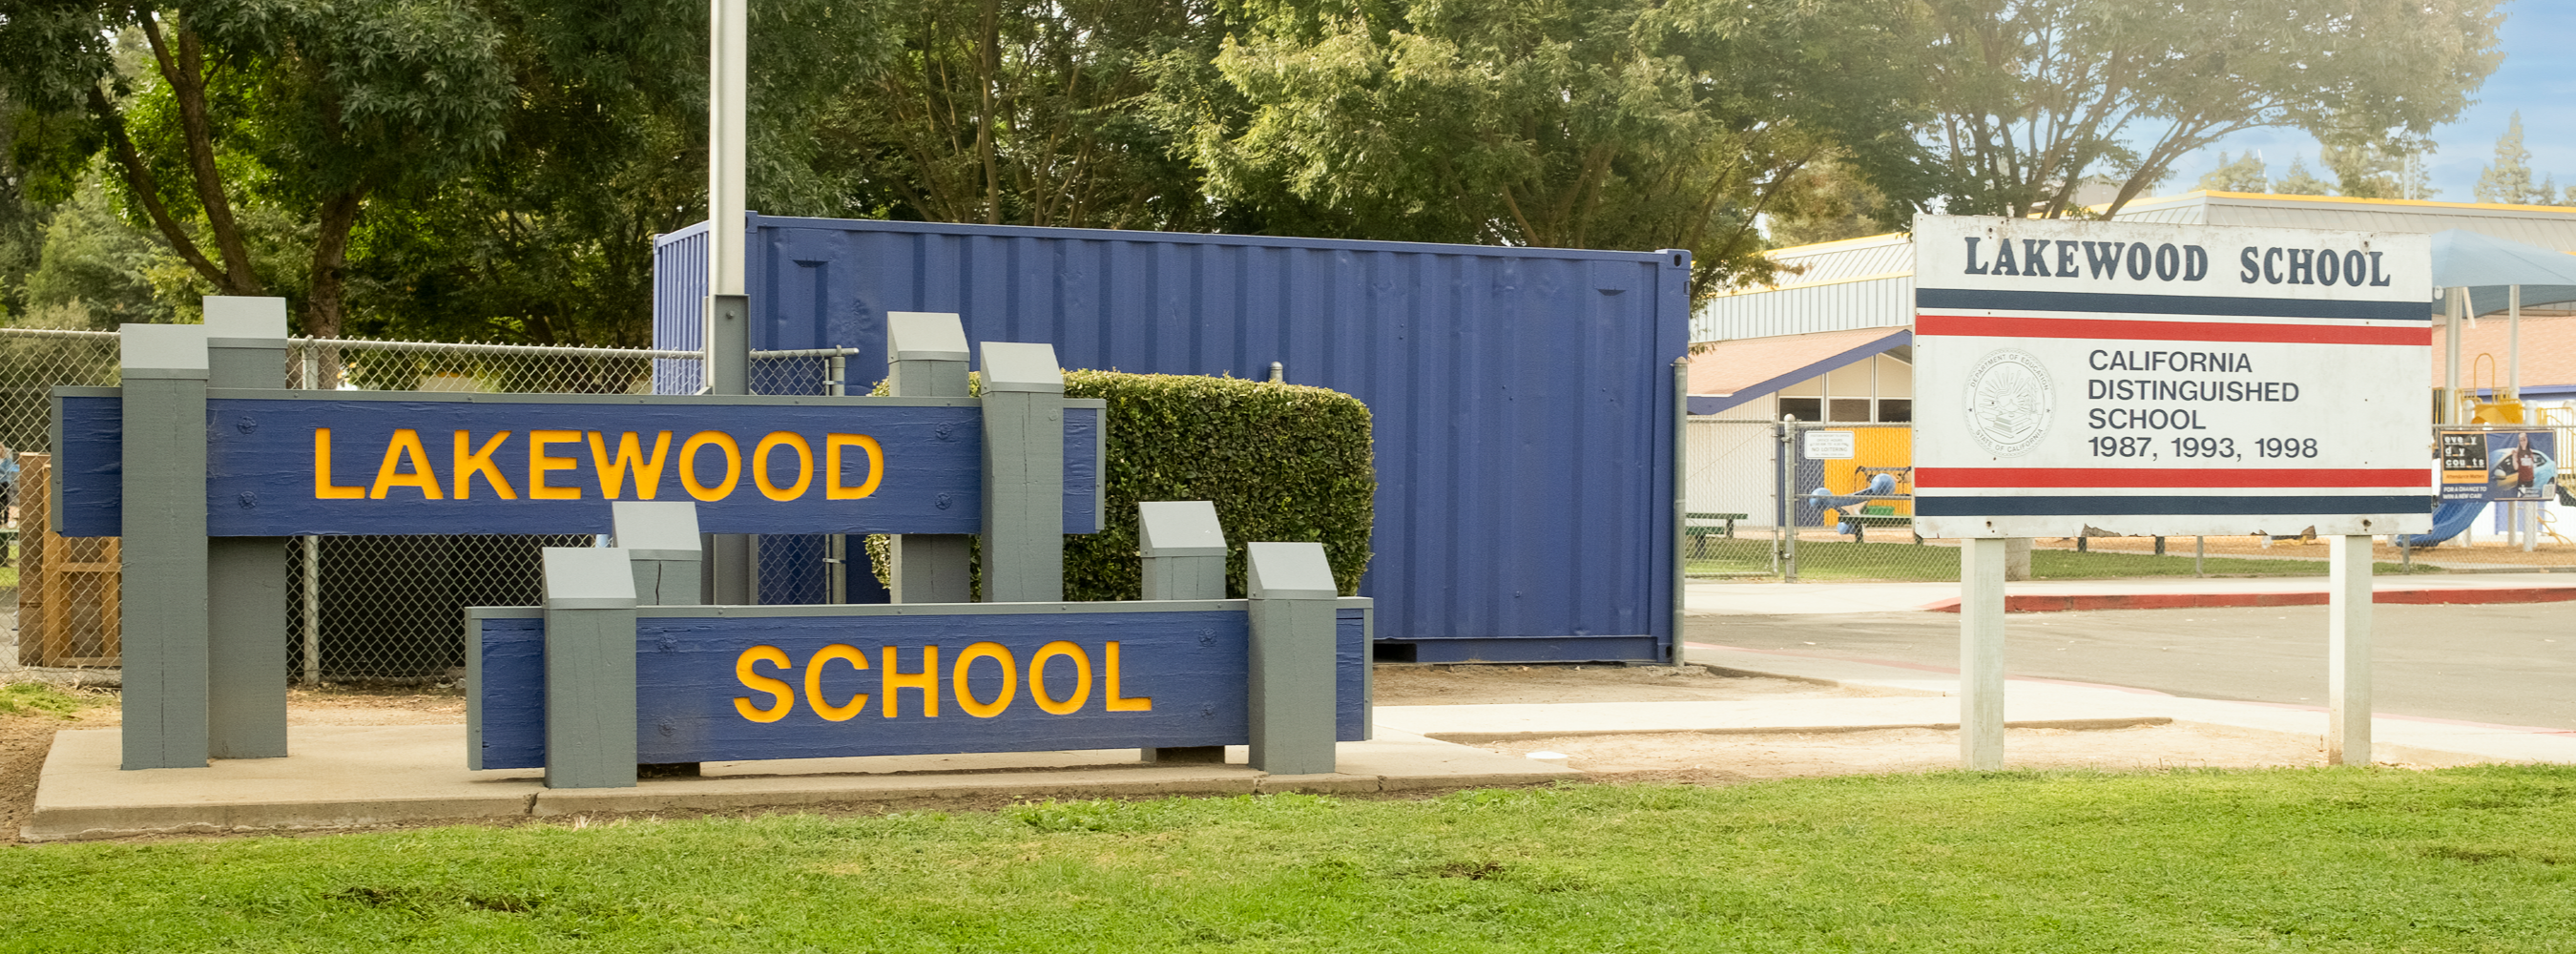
1168 0 1937 294
2272 155 2334 197
1767 156 1894 248
2323 139 2433 200
1914 0 2502 219
2476 112 2555 206
2196 151 2267 194
798 0 1213 231
2 2 516 338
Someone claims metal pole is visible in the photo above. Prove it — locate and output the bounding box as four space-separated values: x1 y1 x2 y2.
2194 535 2204 577
709 0 746 300
1671 358 1689 667
1780 418 1797 582
826 353 847 603
2445 287 2464 425
300 345 322 686
2510 284 2522 406
2327 534 2373 766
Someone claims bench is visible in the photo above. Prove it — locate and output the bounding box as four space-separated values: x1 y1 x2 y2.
1841 504 1920 545
1684 511 1749 556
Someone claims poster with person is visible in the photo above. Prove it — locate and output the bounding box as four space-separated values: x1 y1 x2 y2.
2486 430 2556 501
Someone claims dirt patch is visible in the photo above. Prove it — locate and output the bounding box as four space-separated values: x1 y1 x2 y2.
1476 722 2327 782
285 686 465 726
0 694 117 844
1372 663 1922 707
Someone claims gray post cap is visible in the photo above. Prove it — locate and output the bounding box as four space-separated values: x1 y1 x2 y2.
978 342 1064 393
119 322 209 371
1246 542 1337 599
887 312 970 363
543 547 638 609
1139 501 1227 557
202 297 289 340
610 501 703 559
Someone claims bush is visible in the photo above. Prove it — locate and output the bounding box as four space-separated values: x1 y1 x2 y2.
871 370 1374 599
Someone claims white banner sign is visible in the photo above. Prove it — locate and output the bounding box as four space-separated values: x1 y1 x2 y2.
1912 216 2434 538
1802 430 1855 460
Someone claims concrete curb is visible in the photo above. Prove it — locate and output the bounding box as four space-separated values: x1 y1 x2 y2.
1919 585 2576 613
1417 716 2172 744
22 725 1583 842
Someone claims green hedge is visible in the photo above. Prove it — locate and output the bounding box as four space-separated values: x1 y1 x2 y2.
870 370 1374 599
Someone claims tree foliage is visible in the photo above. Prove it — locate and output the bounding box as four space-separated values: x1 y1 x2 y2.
1914 0 2501 219
2476 112 2558 207
2194 151 2267 194
1168 0 1935 293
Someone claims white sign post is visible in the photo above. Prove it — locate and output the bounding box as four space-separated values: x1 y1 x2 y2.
1912 216 2433 769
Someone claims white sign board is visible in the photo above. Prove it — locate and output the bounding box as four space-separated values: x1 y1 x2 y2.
1912 216 2433 539
1802 430 1855 460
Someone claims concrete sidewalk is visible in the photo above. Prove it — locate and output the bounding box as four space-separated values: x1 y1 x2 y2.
1688 573 2576 615
1685 642 2576 767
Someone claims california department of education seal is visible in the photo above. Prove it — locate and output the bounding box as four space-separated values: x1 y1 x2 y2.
1964 348 2053 457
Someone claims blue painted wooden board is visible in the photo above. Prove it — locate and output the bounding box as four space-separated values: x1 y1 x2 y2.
52 391 1101 537
469 605 1367 769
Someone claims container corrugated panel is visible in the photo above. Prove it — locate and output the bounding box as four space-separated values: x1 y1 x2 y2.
654 215 1691 663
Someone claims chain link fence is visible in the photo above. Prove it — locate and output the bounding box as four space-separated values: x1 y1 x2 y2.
1 327 852 683
1687 419 1954 582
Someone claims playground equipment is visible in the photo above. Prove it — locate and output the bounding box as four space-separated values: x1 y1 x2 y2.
1805 472 1918 543
2403 446 2562 548
2465 353 2527 425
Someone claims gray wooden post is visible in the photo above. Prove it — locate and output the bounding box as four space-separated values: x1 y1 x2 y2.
612 501 703 606
204 298 289 759
1139 501 1226 601
1245 542 1339 775
1140 501 1229 763
541 547 639 789
119 323 211 769
702 292 754 604
978 342 1064 603
887 313 973 603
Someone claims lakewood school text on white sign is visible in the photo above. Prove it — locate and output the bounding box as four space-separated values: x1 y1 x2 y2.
1911 216 2434 541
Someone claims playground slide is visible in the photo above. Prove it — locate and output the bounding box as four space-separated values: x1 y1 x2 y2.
2400 497 2484 548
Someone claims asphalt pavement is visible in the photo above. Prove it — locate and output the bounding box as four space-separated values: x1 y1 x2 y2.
1692 603 2576 731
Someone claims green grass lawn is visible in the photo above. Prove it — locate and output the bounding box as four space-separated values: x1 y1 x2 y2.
1688 536 2435 581
6 768 2576 951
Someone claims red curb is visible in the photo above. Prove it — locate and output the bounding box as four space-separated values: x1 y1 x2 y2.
1922 586 2576 613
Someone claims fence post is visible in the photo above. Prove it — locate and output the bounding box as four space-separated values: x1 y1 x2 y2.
119 323 211 769
1671 357 1688 666
887 313 974 603
978 342 1064 603
1246 541 1339 775
826 352 847 602
1779 419 1798 582
204 298 290 759
613 501 703 606
542 547 639 789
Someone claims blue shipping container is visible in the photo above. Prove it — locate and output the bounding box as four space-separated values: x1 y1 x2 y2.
654 215 1688 663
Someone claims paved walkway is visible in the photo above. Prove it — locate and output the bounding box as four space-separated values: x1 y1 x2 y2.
1687 572 2576 615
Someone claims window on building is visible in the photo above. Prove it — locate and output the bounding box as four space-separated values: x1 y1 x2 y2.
1878 399 1913 423
1828 398 1872 422
1778 398 1821 422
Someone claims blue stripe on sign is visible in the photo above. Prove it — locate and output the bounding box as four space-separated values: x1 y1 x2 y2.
1916 288 2428 322
1915 495 2431 517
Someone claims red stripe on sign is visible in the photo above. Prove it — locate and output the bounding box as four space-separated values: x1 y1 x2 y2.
1916 314 2428 346
1919 467 2430 488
